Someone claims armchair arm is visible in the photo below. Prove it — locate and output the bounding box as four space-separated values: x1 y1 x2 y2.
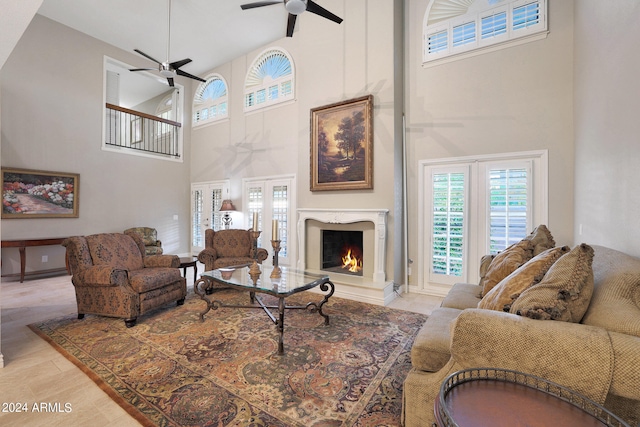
144 254 180 268
448 309 614 405
73 265 128 287
197 248 218 264
253 247 269 264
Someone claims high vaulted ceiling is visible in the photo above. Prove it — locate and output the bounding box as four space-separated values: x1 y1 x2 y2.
37 0 292 77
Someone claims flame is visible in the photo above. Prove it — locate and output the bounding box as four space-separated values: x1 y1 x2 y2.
342 249 363 273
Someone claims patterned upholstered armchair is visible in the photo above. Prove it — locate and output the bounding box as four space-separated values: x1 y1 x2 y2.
63 233 186 327
197 228 269 271
124 227 163 255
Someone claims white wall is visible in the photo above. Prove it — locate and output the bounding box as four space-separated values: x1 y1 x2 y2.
573 1 640 258
405 0 576 287
0 15 193 276
190 0 400 278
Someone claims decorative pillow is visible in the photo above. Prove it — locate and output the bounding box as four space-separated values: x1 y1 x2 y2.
524 224 556 256
480 239 535 296
510 243 595 322
479 246 569 312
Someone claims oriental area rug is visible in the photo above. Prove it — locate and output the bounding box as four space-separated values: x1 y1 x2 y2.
29 289 427 427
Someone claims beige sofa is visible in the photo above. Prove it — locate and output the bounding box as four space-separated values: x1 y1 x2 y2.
402 245 640 426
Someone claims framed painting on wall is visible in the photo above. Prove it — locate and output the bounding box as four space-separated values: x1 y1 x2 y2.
1 168 79 218
310 95 373 191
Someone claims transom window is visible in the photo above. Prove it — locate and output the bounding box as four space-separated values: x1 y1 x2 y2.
423 0 548 66
193 74 228 127
244 48 295 113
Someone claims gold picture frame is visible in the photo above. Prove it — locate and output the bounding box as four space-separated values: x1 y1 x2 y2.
310 95 373 191
1 168 80 218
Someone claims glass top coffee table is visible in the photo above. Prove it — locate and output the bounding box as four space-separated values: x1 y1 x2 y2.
195 264 335 355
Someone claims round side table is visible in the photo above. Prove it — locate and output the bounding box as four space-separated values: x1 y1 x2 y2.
434 368 629 427
178 257 198 282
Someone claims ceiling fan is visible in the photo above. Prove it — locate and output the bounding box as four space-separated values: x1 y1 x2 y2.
129 0 205 87
241 0 343 37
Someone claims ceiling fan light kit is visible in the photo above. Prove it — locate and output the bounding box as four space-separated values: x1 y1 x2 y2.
241 0 343 37
129 0 205 87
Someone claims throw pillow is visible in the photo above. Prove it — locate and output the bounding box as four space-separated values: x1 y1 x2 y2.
524 224 556 256
510 243 595 322
478 246 569 312
480 239 535 296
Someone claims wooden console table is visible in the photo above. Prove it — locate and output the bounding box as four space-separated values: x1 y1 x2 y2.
1 237 70 283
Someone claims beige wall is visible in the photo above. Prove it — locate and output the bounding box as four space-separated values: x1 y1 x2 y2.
2 0 639 286
0 15 192 276
405 0 575 287
573 1 640 258
190 0 399 278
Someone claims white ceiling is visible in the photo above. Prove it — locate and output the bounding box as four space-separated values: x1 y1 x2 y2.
37 0 290 77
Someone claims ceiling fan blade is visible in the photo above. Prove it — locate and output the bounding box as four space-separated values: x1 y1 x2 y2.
167 77 175 87
129 68 156 72
306 0 343 24
175 69 206 83
286 13 297 37
170 58 192 69
241 1 282 10
134 49 162 65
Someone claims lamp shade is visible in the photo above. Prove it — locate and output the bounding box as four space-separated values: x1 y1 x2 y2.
219 200 236 212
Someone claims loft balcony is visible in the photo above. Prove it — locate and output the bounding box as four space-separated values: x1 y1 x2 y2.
104 103 182 159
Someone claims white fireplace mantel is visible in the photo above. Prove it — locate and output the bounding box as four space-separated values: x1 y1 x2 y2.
297 208 389 283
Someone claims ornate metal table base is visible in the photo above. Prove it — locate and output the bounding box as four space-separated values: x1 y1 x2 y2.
195 275 335 355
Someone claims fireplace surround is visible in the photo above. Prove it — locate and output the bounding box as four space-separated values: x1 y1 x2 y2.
297 209 388 283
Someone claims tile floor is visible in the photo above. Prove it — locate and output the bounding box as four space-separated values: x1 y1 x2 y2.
0 266 442 426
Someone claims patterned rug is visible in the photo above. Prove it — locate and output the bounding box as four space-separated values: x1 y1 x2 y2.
29 289 427 427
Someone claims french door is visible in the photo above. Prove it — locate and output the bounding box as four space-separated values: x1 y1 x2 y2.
419 150 548 295
190 180 229 255
243 175 296 266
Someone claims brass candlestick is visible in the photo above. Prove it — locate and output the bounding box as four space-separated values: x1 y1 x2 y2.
270 240 282 278
249 230 261 285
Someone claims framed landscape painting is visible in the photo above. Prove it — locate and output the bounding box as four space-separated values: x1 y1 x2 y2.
310 95 373 191
1 168 79 218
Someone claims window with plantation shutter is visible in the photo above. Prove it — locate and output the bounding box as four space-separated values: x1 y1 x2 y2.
430 169 467 284
423 0 547 66
190 181 230 255
419 151 547 296
193 74 228 127
243 175 296 266
488 164 530 254
244 48 295 113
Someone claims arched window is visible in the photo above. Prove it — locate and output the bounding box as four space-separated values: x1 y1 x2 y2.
423 0 547 66
244 48 295 113
193 74 229 126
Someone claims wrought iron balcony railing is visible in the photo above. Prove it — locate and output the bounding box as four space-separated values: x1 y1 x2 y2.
104 103 182 159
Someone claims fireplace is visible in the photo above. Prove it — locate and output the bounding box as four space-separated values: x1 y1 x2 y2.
322 230 363 276
297 208 388 283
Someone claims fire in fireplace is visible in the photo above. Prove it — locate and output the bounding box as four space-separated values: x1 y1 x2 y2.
321 230 363 276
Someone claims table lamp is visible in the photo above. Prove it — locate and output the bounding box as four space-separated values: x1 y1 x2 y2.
219 199 236 229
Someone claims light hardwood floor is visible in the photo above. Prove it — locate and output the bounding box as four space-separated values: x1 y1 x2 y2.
0 266 441 427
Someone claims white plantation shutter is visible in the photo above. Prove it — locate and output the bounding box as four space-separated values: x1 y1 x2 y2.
423 0 547 64
243 176 296 266
420 151 547 294
488 165 530 254
432 171 466 277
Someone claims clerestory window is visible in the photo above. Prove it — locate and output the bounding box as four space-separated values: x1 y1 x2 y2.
423 0 548 66
193 74 228 127
244 48 295 113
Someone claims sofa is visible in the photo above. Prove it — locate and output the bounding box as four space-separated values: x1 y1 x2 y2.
63 232 186 327
403 242 640 426
197 228 268 271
